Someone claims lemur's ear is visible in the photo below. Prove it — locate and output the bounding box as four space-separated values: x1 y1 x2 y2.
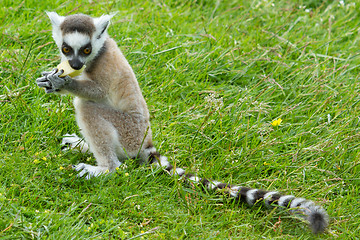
93 13 117 39
46 12 65 47
46 12 65 27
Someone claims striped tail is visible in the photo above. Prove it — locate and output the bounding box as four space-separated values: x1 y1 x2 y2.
148 152 328 234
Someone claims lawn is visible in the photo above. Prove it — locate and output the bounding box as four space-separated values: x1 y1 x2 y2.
1 0 359 239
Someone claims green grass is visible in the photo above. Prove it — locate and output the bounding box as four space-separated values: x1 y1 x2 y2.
1 0 359 239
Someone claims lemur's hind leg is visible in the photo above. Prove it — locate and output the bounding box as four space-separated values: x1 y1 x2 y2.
72 125 121 179
61 133 118 179
71 99 123 179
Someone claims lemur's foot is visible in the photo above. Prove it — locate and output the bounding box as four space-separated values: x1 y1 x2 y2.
73 163 110 179
61 133 89 153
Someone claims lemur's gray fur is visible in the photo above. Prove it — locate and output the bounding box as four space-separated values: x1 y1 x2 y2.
36 12 329 234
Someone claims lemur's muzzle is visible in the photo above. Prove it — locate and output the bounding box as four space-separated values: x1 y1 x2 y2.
69 58 84 70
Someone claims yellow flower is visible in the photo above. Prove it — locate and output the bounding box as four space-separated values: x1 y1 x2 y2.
33 159 40 164
59 166 65 170
42 157 47 161
116 167 120 171
125 173 129 177
271 118 282 127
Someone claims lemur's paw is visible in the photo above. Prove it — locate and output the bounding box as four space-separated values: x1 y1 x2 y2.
36 69 58 93
45 68 72 90
61 134 81 150
73 163 110 180
61 134 89 153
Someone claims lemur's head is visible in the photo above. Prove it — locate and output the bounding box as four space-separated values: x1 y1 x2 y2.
46 12 114 70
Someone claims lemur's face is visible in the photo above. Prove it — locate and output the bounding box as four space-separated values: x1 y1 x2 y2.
46 12 112 70
61 32 92 70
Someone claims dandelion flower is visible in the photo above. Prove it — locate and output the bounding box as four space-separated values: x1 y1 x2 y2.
59 166 65 170
33 159 40 164
125 173 129 177
271 118 282 127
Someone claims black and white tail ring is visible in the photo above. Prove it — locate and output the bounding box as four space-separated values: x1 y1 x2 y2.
148 152 329 234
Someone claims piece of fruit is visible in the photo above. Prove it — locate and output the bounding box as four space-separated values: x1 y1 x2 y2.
57 60 85 77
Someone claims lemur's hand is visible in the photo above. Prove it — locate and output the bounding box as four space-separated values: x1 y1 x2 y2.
36 69 57 93
36 69 72 93
46 69 72 90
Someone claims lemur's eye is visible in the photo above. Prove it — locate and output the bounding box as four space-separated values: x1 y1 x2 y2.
62 47 70 53
83 48 91 55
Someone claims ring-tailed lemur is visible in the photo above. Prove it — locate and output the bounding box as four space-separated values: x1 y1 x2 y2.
36 12 329 234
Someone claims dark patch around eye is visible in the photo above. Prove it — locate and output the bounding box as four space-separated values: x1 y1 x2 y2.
61 42 73 55
80 43 92 56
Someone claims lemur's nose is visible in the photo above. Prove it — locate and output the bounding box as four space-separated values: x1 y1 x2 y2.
69 58 84 70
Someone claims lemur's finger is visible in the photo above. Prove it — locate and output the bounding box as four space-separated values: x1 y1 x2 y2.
41 71 52 77
54 69 64 77
36 76 48 83
73 163 86 172
45 87 56 94
78 169 88 178
37 80 52 88
47 74 64 83
41 68 57 77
